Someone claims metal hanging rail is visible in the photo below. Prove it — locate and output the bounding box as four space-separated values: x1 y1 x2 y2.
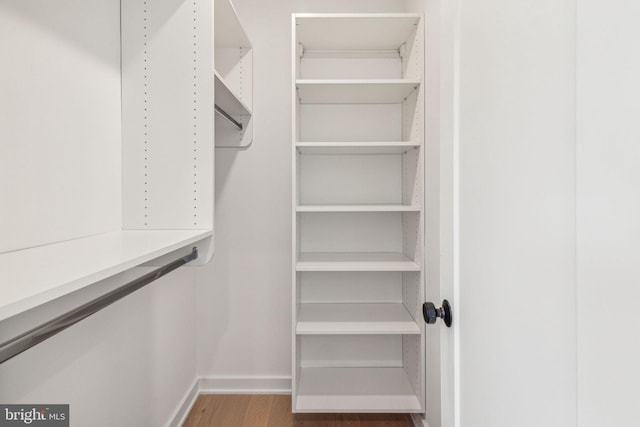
215 104 243 131
0 247 198 365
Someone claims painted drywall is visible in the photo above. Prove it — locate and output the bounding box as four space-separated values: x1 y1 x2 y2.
0 0 122 254
196 0 411 386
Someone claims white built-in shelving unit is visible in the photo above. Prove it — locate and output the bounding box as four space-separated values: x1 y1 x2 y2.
214 0 253 148
292 13 425 413
0 0 223 325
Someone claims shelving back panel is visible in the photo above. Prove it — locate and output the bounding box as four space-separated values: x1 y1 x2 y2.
300 104 402 142
299 154 402 204
300 272 402 303
300 335 403 368
121 0 214 230
299 212 406 253
300 51 401 80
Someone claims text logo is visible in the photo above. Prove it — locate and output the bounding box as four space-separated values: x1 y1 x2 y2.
0 405 68 427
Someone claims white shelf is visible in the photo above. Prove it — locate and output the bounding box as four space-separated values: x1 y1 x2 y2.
297 204 420 212
297 303 420 335
297 252 420 272
215 71 252 116
295 14 421 51
296 141 420 155
0 229 212 321
214 0 251 48
296 367 422 413
296 79 420 104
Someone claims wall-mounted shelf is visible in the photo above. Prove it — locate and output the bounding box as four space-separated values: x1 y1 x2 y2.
296 14 421 51
296 79 420 104
214 0 253 148
296 303 420 335
0 230 212 322
296 204 420 212
296 252 420 272
296 142 419 155
296 367 422 413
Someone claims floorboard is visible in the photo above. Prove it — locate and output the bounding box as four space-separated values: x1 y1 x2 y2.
182 395 415 427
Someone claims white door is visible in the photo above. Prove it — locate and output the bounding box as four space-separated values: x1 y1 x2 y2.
576 1 640 425
432 1 640 427
431 0 578 426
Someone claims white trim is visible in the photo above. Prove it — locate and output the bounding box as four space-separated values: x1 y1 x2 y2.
411 413 429 427
166 379 200 427
199 376 292 394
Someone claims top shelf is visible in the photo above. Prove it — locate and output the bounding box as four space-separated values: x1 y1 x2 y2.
0 230 212 322
295 14 420 51
215 0 251 48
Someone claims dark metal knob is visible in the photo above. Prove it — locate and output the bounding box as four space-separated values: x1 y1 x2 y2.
422 299 452 327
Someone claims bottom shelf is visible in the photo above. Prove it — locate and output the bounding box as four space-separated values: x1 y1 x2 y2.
295 367 422 413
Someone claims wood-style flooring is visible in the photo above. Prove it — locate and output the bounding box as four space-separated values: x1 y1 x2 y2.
183 395 415 427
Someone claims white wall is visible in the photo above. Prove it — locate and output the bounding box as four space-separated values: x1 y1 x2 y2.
576 1 640 425
0 0 121 253
0 268 198 427
196 0 409 388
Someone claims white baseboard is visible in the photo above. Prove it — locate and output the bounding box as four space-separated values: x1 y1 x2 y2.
411 413 429 427
166 379 200 427
199 376 292 394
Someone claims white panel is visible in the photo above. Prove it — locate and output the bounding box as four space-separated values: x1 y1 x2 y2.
300 53 401 80
300 104 402 142
122 0 213 230
301 272 402 303
300 154 402 204
300 335 403 368
0 0 121 253
458 0 576 425
299 212 404 253
577 1 640 426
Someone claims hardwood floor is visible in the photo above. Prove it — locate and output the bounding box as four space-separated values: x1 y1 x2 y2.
182 395 415 427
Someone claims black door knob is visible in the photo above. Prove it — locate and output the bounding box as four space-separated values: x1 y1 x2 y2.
422 299 452 327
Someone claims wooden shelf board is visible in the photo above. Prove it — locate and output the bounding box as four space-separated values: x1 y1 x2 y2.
296 303 420 335
296 141 419 155
0 229 212 321
296 79 420 104
295 14 421 51
296 367 422 413
296 204 421 212
214 0 251 48
296 252 420 272
215 71 252 116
